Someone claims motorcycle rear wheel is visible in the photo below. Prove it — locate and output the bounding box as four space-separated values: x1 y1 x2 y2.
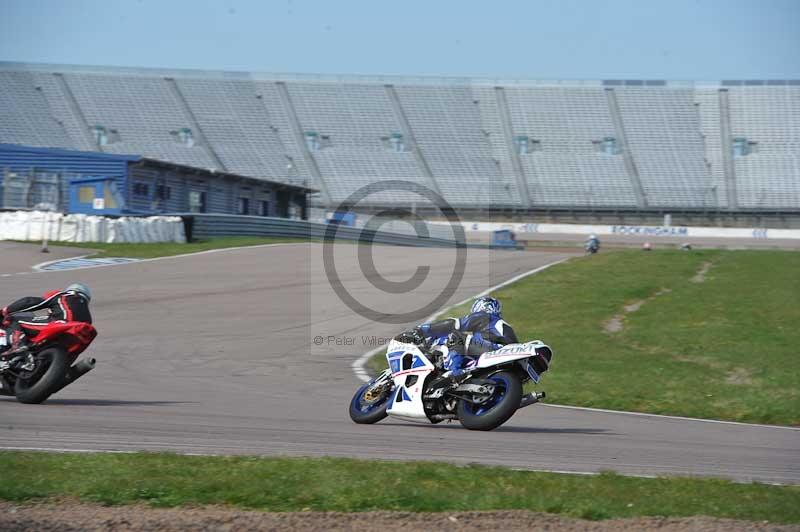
457 371 521 431
14 347 69 404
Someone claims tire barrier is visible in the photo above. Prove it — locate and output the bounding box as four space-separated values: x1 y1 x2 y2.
0 211 186 243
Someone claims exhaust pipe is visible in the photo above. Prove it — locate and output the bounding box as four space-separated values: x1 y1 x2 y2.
519 391 545 409
50 357 96 395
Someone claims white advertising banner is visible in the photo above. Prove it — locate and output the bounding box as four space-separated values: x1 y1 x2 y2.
431 221 800 240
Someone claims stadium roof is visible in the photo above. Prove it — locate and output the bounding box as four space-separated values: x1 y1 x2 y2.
1 61 797 88
0 143 316 193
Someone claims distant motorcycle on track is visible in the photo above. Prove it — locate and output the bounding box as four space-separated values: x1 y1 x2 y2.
0 320 97 404
585 235 600 254
349 337 552 431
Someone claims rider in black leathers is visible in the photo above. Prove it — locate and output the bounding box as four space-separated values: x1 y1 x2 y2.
0 283 92 355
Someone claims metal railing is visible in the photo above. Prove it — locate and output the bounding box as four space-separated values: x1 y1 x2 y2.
179 213 478 248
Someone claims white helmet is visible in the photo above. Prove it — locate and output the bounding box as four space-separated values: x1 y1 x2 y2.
66 283 91 301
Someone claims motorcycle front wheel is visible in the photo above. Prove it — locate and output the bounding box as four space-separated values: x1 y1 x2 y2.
349 376 393 424
457 370 521 431
14 347 69 404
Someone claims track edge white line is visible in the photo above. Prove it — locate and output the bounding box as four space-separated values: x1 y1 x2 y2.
540 403 800 431
1 446 790 485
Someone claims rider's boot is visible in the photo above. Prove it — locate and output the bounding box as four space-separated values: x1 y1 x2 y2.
443 367 468 380
427 368 470 393
428 349 471 389
3 330 28 356
0 328 17 358
0 329 8 358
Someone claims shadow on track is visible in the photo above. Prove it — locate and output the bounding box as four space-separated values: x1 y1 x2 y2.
379 422 612 435
495 426 612 435
33 399 197 407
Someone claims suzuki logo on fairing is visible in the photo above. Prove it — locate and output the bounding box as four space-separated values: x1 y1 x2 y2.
486 341 540 357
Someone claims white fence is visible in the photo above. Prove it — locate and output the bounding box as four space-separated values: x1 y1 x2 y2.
0 211 186 243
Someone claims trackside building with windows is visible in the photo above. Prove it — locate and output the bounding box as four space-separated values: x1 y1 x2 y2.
0 143 313 218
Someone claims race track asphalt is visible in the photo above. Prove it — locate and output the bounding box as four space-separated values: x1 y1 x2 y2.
0 241 91 275
1 242 798 484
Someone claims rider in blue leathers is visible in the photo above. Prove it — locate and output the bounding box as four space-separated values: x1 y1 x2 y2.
395 296 517 382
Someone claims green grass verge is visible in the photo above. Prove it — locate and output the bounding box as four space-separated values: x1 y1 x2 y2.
1 452 798 522
369 249 800 425
44 236 307 259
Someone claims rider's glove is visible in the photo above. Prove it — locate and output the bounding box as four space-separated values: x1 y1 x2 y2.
412 327 427 346
446 330 466 351
394 327 425 346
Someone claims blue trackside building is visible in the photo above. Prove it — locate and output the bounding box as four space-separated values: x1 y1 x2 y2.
0 143 313 218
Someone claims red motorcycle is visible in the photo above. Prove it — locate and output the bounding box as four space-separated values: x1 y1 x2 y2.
0 320 97 404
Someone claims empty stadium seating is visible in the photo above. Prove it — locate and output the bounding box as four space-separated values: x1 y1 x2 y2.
0 63 797 212
0 70 74 149
615 87 716 208
694 88 730 209
175 78 294 179
727 86 800 208
285 81 431 203
394 85 523 207
502 86 637 207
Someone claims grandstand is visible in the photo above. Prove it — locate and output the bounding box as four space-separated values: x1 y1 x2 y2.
1 62 798 225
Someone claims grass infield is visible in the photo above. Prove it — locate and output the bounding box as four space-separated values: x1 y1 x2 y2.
1 452 798 522
43 236 307 259
368 249 800 426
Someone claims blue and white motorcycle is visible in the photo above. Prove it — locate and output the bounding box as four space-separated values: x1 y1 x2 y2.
349 338 552 431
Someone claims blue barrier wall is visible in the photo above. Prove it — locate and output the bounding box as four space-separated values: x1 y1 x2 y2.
0 143 135 212
0 144 312 217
